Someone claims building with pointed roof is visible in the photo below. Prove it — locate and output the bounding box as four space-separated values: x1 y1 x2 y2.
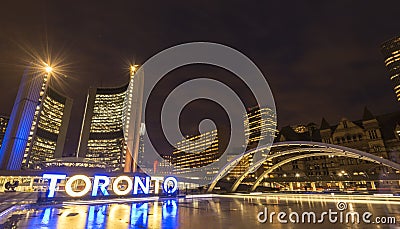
273 108 400 179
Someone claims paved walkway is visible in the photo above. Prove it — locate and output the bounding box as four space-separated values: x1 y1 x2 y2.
0 192 36 215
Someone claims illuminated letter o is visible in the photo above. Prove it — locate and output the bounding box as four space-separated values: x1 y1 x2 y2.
163 177 178 194
65 175 92 197
112 176 133 195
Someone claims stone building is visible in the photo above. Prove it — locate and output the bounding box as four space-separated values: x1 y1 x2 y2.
273 107 400 182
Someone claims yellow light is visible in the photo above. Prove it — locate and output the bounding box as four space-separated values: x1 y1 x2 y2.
65 175 92 197
44 64 53 73
130 64 139 75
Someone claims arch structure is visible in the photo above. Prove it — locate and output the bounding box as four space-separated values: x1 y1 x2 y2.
207 141 400 193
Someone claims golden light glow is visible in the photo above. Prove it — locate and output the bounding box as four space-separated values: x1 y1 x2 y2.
44 64 53 73
65 175 92 197
16 41 72 90
130 64 139 75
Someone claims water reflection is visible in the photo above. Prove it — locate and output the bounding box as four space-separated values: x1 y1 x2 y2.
130 202 148 228
41 208 51 225
86 205 107 228
2 197 398 229
161 200 178 228
28 207 56 228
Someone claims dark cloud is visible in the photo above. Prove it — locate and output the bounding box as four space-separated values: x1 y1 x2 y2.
0 1 399 155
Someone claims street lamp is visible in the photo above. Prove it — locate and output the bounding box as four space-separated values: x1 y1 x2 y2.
130 64 139 76
44 64 53 74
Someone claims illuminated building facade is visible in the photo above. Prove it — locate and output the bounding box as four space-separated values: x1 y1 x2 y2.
38 157 107 170
77 85 129 171
244 106 277 148
0 116 9 149
137 123 146 171
230 107 277 176
381 35 400 101
172 130 220 174
0 67 72 170
77 65 143 172
155 155 173 175
23 87 72 169
227 151 250 178
273 108 400 180
123 65 144 173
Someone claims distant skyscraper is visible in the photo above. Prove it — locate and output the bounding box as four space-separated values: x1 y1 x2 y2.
228 106 277 176
155 154 173 175
381 35 400 101
244 106 277 148
0 116 9 149
137 123 146 170
77 85 129 171
0 67 72 170
172 130 220 174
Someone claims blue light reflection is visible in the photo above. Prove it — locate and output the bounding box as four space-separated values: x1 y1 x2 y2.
86 205 107 228
130 202 149 228
162 199 178 228
25 199 181 229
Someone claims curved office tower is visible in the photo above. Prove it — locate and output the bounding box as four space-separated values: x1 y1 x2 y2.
23 87 72 169
0 67 72 170
381 35 400 101
78 65 144 172
77 85 129 171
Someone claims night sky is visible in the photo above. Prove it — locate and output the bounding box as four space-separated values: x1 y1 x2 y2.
0 1 399 155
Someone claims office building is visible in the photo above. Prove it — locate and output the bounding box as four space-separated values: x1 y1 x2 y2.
155 155 173 175
172 130 220 174
228 106 277 177
77 65 144 172
244 106 277 148
0 66 72 170
381 35 400 101
227 151 250 178
77 85 129 171
39 157 107 170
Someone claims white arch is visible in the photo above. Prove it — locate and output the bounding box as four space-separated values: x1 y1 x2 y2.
250 150 400 191
206 145 273 192
206 141 400 193
207 141 327 192
230 147 345 192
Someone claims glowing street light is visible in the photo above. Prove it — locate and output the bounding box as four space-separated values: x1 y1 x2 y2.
44 64 53 74
130 64 139 76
